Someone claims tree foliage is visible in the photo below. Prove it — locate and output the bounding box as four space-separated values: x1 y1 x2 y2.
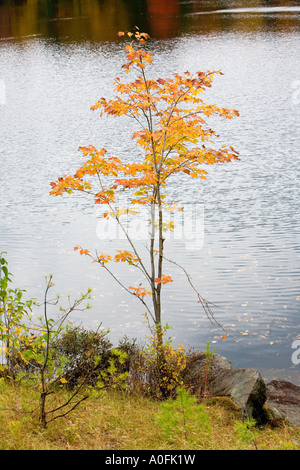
50 28 239 338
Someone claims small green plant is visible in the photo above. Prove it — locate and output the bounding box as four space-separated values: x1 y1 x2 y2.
278 440 298 450
0 252 35 377
235 418 259 449
0 261 130 429
21 275 93 428
203 341 215 398
15 275 129 428
157 386 211 448
93 347 129 395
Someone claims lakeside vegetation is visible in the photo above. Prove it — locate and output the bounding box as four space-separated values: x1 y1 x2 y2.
0 379 299 450
0 253 299 450
1 26 299 450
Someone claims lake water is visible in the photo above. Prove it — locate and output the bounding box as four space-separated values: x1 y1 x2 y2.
0 0 299 383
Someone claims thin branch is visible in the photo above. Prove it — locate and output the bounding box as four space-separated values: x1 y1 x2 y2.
47 373 89 416
162 255 226 334
92 250 155 323
46 395 89 424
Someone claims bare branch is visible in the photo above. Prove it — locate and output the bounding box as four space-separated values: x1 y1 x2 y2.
162 255 226 334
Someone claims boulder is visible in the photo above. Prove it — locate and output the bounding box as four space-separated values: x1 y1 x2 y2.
182 352 300 426
182 352 267 423
266 379 300 427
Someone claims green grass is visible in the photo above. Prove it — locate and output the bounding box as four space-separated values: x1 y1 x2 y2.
0 378 299 450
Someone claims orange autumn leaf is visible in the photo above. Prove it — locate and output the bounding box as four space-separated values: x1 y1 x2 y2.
155 275 173 285
114 250 139 265
93 253 112 265
129 286 152 298
74 245 90 256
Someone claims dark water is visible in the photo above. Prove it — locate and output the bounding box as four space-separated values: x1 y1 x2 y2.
0 0 300 383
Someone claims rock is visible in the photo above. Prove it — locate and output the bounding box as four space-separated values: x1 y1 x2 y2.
209 368 267 422
266 379 300 427
182 352 300 426
183 352 267 423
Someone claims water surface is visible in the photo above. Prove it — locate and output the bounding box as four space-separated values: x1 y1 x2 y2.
0 0 299 383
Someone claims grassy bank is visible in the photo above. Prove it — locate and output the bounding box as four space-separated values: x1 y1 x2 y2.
0 378 299 450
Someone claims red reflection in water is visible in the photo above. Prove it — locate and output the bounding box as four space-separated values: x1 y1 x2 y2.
146 0 180 39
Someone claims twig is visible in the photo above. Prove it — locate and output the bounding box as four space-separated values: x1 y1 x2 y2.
162 255 226 334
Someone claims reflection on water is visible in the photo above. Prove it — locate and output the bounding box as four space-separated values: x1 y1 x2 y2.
1 0 300 41
0 0 299 383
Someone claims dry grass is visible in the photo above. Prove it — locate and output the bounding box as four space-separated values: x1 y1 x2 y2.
0 378 299 450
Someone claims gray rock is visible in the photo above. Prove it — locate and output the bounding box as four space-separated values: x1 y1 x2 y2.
209 368 267 422
266 379 300 427
183 352 267 423
182 352 300 426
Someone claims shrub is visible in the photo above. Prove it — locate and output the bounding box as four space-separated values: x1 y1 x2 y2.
52 324 113 389
0 252 34 377
129 322 187 399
